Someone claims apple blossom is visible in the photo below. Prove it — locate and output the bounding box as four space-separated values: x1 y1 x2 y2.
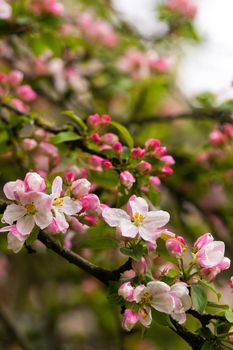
71 178 91 198
122 309 138 331
118 282 135 302
0 225 28 253
102 196 170 242
170 282 192 324
120 171 136 189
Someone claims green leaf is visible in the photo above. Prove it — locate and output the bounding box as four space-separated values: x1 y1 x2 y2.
151 309 174 328
89 170 119 189
219 99 233 111
78 228 118 250
120 244 144 261
201 341 217 350
107 281 125 306
110 121 134 148
207 301 229 310
62 111 87 131
225 310 233 323
191 284 207 313
51 131 81 144
198 280 221 300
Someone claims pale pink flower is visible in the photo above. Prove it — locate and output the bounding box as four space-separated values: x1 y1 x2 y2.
102 196 170 243
120 171 136 189
11 99 29 113
122 309 139 331
118 282 135 302
0 0 12 19
196 240 228 268
51 176 82 233
134 281 175 314
0 225 28 253
2 191 52 235
170 282 192 324
102 133 118 145
194 233 213 250
209 129 226 145
16 85 37 101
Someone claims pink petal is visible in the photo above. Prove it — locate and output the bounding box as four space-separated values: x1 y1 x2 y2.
52 176 63 198
16 215 35 235
54 211 69 233
139 226 156 243
7 232 27 253
143 210 170 230
119 219 138 238
2 204 26 225
3 180 25 200
127 196 148 217
34 210 52 229
62 197 81 215
102 208 130 227
147 281 171 295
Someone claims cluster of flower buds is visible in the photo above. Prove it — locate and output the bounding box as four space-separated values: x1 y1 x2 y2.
0 0 11 19
166 0 197 19
119 281 191 330
78 12 118 48
0 172 102 253
22 129 60 177
209 124 233 146
0 70 37 112
31 0 64 17
118 48 170 80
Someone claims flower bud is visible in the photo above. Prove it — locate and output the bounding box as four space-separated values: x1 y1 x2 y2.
113 141 123 153
145 138 161 151
102 133 118 145
149 176 161 190
101 114 111 124
8 70 23 87
138 161 152 174
166 238 183 257
118 282 135 301
24 172 46 192
22 138 38 151
16 85 37 101
80 194 100 212
131 147 145 159
132 257 148 275
91 133 101 143
71 178 91 198
122 309 138 331
120 171 135 189
228 276 233 288
88 113 101 128
209 130 226 145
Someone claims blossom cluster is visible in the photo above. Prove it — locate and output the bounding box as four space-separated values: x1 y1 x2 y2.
0 70 37 112
0 172 100 252
78 12 118 48
166 0 197 19
118 48 170 80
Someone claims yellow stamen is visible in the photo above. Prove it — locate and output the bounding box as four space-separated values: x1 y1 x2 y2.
25 203 37 215
140 307 149 319
133 212 144 226
140 292 153 305
53 198 64 206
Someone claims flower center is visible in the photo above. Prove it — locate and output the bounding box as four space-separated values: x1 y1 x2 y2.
140 292 153 305
25 203 37 215
133 212 144 226
53 198 64 207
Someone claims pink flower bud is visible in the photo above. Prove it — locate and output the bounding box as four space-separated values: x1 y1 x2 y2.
120 171 135 189
132 257 148 275
0 73 7 83
102 159 113 169
11 99 29 113
160 165 173 176
150 58 170 72
131 147 145 159
64 171 75 183
22 138 38 151
224 123 233 137
161 155 175 166
80 194 100 212
145 138 161 151
118 282 135 301
194 233 214 250
113 141 123 153
209 130 226 145
156 146 167 157
8 70 23 87
46 1 64 16
228 276 233 288
71 178 91 198
83 215 97 226
102 133 118 145
88 114 101 128
122 309 138 331
24 172 46 192
138 160 152 174
101 114 111 124
89 155 104 171
166 238 183 257
91 133 101 143
16 85 37 101
149 176 161 190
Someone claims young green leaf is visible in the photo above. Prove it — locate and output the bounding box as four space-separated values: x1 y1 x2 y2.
62 111 87 131
191 284 207 314
110 121 134 148
51 131 81 144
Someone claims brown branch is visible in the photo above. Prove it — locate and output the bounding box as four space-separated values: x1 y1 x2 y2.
188 310 226 327
169 319 205 350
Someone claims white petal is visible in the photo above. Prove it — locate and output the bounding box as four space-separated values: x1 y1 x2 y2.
3 180 25 200
119 219 138 238
151 293 175 314
62 197 81 215
128 197 148 217
134 285 146 303
102 208 130 227
34 211 52 229
54 211 69 233
144 210 170 230
147 281 171 294
7 232 26 253
2 204 26 225
52 176 63 198
16 215 35 235
138 226 156 243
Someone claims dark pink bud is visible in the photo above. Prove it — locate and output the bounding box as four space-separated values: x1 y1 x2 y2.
131 147 145 159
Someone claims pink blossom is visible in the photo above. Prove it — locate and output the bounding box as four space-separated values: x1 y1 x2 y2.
138 306 152 327
200 257 231 282
224 123 233 137
16 85 37 101
71 178 91 198
3 180 25 200
102 133 118 145
102 159 113 169
131 147 145 159
149 176 161 190
102 196 170 242
2 191 53 235
150 58 170 73
113 141 123 153
101 114 111 124
122 309 139 331
11 99 29 113
166 236 186 257
138 161 152 174
118 282 135 302
8 70 23 87
91 133 101 143
194 233 214 250
64 171 75 183
80 194 100 212
161 155 175 166
170 282 192 324
209 129 226 145
145 138 161 151
89 155 104 171
88 114 101 127
160 165 173 176
0 225 28 253
51 176 82 233
167 0 197 19
22 138 38 151
120 171 136 189
132 257 148 275
24 172 46 192
134 281 175 314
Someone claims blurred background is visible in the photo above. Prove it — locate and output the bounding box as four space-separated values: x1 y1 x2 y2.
0 0 232 349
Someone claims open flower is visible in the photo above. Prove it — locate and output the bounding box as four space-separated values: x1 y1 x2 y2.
51 176 82 233
102 196 170 242
170 282 192 324
2 191 53 235
134 281 175 314
0 225 28 253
